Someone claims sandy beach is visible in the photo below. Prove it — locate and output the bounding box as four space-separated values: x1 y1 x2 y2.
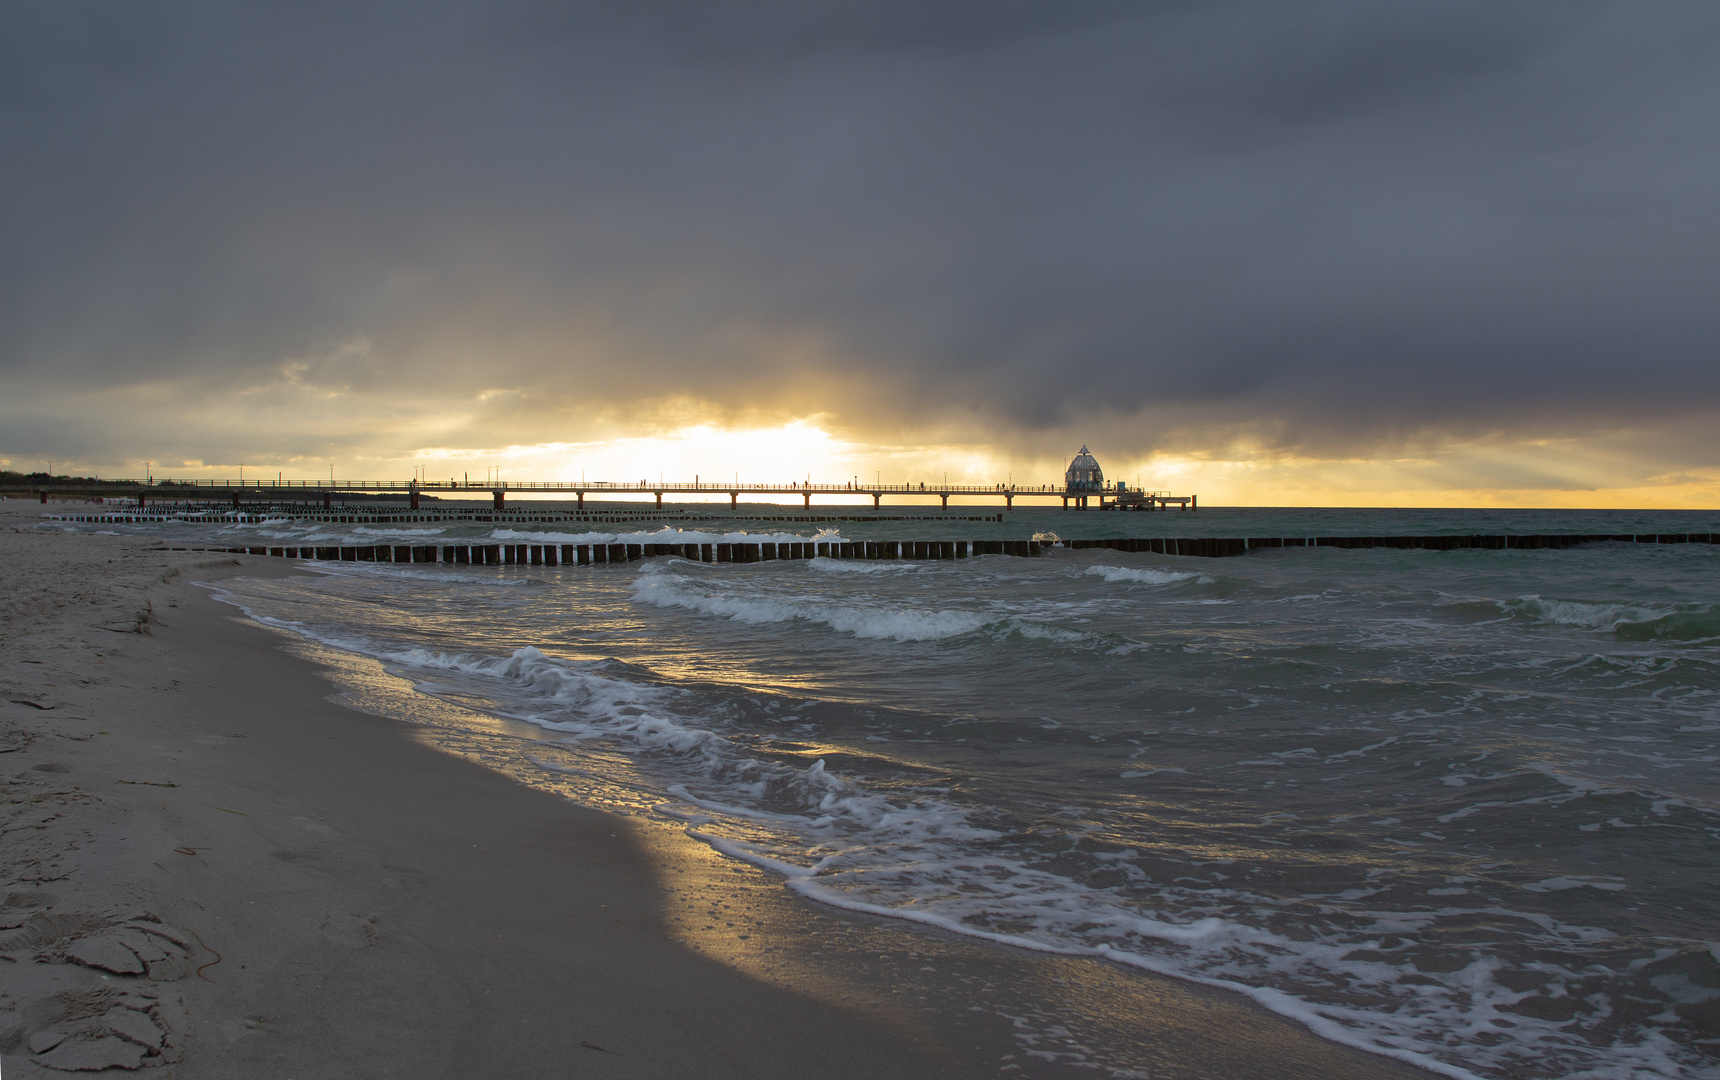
1 500 1432 1079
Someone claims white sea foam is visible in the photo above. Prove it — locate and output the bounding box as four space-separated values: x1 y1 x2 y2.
349 526 448 537
1082 565 1205 586
806 557 916 574
491 526 842 546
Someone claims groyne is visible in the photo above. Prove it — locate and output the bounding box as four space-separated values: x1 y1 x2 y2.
1063 534 1717 555
151 532 1718 567
165 540 1047 563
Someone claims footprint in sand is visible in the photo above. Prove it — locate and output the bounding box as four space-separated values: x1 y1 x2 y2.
318 911 380 948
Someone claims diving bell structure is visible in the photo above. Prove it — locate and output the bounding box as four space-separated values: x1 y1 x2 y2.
1065 446 1105 493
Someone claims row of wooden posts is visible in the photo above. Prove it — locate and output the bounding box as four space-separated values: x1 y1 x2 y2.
165 532 1718 566
1064 533 1720 556
196 539 1050 564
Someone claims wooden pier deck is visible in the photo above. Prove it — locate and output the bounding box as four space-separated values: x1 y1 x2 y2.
44 504 1005 529
8 478 1195 511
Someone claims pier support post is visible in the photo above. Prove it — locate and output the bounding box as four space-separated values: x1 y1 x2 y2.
873 493 881 507
731 491 738 507
804 493 811 507
137 490 145 509
493 489 505 511
410 486 419 510
940 494 948 508
577 491 584 509
1191 494 1197 510
323 492 331 510
656 491 662 507
1005 494 1013 510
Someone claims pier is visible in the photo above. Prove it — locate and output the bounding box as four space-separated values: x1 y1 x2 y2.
42 503 1006 529
4 477 1195 511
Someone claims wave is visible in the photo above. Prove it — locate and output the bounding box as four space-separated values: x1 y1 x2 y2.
1613 610 1720 641
1082 565 1206 586
1502 595 1720 639
806 557 920 574
300 563 532 587
632 575 988 641
230 629 998 845
348 526 449 537
491 526 842 546
631 573 1152 655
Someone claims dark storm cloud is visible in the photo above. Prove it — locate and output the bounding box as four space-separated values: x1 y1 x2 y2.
2 0 1717 461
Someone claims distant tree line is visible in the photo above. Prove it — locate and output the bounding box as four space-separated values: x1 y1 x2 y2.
1 470 137 486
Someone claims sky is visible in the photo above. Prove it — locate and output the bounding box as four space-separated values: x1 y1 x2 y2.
3 1 1718 506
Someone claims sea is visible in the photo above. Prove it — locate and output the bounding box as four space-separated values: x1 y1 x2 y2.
51 504 1720 1079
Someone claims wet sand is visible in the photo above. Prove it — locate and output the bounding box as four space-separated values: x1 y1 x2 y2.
1 500 1435 1078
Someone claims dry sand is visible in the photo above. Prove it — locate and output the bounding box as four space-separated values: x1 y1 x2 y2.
0 499 1433 1078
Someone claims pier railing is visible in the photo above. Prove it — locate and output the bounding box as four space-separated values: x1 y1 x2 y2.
16 478 1120 493
7 477 1195 510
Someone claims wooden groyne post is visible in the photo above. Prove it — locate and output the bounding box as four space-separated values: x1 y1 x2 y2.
130 531 1719 568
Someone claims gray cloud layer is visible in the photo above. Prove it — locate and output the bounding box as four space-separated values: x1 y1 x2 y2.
3 1 1718 464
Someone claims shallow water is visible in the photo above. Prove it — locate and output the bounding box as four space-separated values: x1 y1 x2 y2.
54 505 1720 1078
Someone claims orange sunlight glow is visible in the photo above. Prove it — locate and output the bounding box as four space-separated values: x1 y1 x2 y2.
409 421 1011 505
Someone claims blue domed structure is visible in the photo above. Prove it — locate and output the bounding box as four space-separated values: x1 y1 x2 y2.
1065 446 1104 493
